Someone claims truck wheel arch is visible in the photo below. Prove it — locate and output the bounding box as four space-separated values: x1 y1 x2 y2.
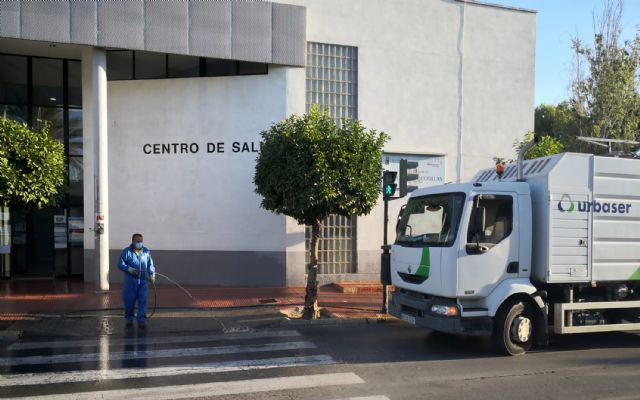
488 280 549 348
486 279 537 317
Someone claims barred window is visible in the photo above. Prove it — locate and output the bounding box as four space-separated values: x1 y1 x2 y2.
305 42 357 125
305 42 358 274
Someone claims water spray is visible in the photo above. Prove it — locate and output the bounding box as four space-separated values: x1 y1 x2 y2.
148 272 249 334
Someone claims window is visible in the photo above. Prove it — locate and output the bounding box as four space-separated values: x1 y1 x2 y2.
134 51 166 80
0 105 27 123
305 215 356 274
32 106 64 143
168 54 200 78
466 195 513 252
306 42 357 126
107 51 133 80
238 61 268 75
1 53 84 277
32 58 63 107
0 55 27 104
68 61 82 108
396 193 466 247
205 58 237 76
305 42 359 274
106 52 268 81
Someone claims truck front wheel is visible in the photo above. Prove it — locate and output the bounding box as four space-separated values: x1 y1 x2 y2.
493 299 535 356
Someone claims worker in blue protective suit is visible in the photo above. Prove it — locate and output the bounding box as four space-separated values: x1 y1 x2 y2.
118 233 156 330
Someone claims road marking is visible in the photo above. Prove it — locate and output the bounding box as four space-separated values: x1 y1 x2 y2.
7 330 300 350
0 341 316 367
0 355 335 386
20 372 365 400
333 397 391 400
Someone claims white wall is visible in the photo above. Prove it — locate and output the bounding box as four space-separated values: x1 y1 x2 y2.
277 0 535 274
85 66 304 255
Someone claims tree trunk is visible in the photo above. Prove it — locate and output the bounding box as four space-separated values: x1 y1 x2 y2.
303 220 321 319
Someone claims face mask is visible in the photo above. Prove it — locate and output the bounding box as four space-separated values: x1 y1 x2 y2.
135 242 143 249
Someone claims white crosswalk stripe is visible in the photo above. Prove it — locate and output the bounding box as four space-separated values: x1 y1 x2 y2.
19 372 365 400
6 330 301 351
0 329 377 399
0 355 335 386
0 341 316 367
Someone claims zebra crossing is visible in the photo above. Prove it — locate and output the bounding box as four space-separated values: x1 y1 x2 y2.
0 329 390 400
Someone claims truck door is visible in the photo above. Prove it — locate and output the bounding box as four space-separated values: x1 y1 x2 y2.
457 193 519 297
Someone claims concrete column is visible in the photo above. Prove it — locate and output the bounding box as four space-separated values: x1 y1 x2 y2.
82 47 109 291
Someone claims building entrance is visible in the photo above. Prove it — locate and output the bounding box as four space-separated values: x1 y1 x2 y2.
1 53 84 279
11 208 54 277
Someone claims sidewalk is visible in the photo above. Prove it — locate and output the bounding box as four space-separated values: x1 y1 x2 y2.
0 279 390 321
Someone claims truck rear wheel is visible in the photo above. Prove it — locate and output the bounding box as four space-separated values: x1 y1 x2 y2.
493 299 535 356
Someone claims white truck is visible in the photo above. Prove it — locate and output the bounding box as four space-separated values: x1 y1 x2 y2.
389 139 640 355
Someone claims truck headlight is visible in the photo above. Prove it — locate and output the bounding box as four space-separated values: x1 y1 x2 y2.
431 305 459 316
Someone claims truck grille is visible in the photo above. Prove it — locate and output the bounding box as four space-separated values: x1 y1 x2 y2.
397 272 427 284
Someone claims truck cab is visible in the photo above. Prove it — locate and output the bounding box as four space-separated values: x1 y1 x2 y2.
389 181 545 354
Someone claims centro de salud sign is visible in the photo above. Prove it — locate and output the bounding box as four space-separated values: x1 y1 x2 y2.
142 141 261 155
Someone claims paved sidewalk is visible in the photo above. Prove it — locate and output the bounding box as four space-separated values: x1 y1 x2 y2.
0 279 388 321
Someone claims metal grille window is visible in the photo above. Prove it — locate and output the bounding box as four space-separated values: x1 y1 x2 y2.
305 215 356 274
305 42 358 274
306 42 357 126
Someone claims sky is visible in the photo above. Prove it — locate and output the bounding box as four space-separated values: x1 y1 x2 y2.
487 0 640 105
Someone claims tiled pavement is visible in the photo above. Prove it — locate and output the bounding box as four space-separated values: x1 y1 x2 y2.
0 279 388 321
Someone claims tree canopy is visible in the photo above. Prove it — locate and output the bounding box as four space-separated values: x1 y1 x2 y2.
537 1 640 154
254 108 387 226
513 131 565 161
0 117 66 208
568 0 640 146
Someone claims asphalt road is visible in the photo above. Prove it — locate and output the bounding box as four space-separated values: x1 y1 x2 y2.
1 315 640 399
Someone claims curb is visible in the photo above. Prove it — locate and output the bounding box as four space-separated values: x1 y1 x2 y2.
280 314 399 328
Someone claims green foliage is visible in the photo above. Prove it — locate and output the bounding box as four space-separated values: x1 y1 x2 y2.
535 102 584 152
254 108 388 226
0 117 66 208
570 0 640 143
513 131 564 160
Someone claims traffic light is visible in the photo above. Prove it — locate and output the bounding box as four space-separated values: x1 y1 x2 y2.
382 170 397 199
399 159 419 197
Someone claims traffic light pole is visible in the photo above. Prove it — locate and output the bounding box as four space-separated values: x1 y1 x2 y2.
381 197 391 313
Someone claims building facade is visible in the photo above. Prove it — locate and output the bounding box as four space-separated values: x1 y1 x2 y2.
0 0 535 287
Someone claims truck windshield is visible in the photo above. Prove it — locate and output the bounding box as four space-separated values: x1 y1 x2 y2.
395 192 466 247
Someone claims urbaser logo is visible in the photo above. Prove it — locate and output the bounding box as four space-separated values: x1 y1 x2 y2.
558 194 632 214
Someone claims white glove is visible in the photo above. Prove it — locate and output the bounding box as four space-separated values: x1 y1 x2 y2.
127 267 138 276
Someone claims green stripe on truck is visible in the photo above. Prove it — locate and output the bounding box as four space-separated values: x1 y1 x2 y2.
630 267 640 280
415 247 431 277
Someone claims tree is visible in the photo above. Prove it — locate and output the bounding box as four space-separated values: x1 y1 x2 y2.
0 117 66 208
513 131 564 161
534 102 583 152
570 0 640 145
254 108 387 319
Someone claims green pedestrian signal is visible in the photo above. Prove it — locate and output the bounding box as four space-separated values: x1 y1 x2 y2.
382 170 397 199
385 184 394 195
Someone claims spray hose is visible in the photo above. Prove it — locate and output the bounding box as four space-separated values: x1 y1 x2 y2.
146 272 230 333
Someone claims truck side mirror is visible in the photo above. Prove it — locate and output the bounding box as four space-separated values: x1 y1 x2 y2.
472 207 486 234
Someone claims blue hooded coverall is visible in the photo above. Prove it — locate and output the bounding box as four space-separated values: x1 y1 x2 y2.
118 245 155 324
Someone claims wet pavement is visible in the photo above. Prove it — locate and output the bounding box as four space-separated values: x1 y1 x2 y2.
2 280 640 399
0 278 390 339
0 279 396 399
